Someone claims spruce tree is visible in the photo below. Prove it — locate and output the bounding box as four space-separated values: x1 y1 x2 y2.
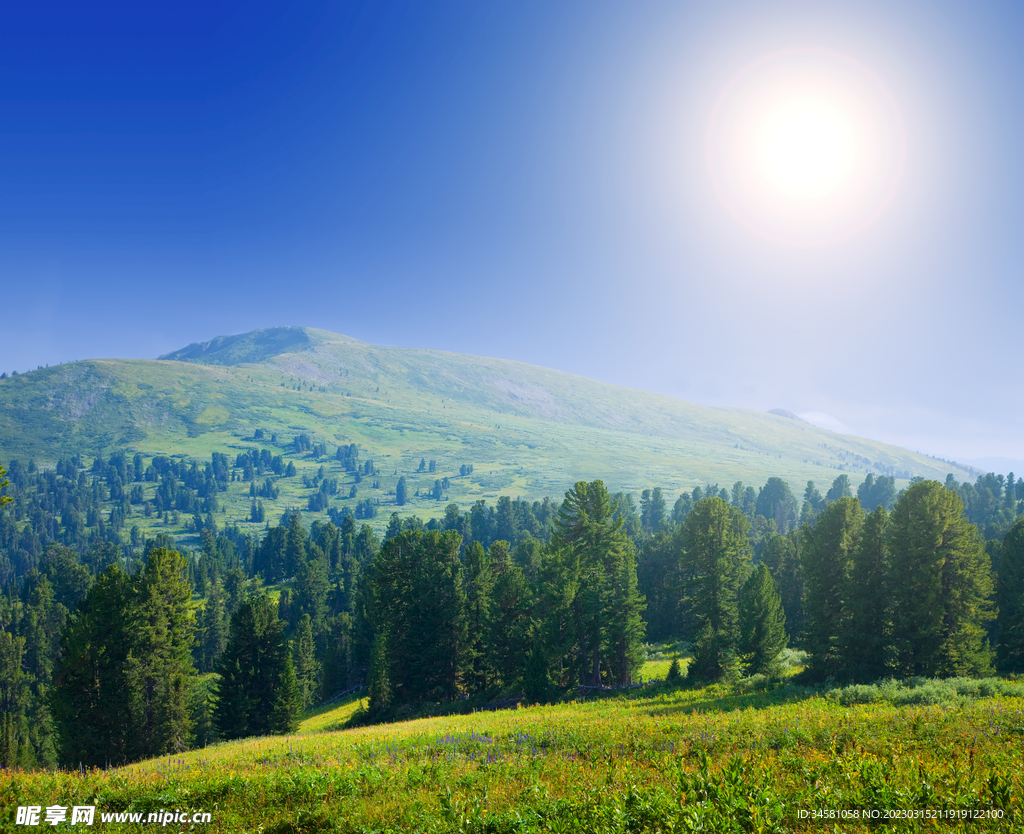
293 614 321 710
800 497 863 679
371 530 468 703
463 541 494 692
366 631 392 716
840 506 889 682
887 481 994 677
51 566 140 766
738 564 787 676
132 548 197 757
552 480 645 686
681 497 750 681
215 595 297 739
759 533 803 642
997 516 1024 672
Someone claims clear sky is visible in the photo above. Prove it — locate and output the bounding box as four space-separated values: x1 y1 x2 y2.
2 1 1022 465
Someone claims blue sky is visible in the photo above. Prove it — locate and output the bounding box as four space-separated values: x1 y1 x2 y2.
2 1 1022 465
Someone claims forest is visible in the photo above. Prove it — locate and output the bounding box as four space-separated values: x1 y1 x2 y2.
1 448 1023 770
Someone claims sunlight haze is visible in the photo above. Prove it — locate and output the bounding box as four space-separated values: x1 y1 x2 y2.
0 0 1020 463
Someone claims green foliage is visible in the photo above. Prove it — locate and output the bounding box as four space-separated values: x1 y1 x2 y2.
738 564 787 676
800 496 863 679
552 480 646 687
754 478 797 535
51 548 197 766
888 481 994 677
681 497 750 682
215 594 298 740
840 506 889 682
292 614 321 711
997 516 1024 672
371 530 469 703
758 533 802 643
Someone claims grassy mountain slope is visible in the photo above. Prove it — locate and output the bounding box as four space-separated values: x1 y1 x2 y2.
0 327 975 508
7 681 1022 831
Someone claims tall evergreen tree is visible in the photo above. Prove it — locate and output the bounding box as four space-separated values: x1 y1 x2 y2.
52 566 140 766
759 533 803 644
755 478 797 534
215 594 299 740
371 531 468 703
284 511 307 577
738 564 787 676
997 516 1024 672
825 475 853 503
840 506 889 682
887 481 994 677
681 497 751 681
130 548 197 757
552 481 645 687
197 579 228 673
292 614 321 711
800 497 863 679
463 541 494 692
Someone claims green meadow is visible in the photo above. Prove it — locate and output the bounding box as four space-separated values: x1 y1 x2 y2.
4 675 1022 832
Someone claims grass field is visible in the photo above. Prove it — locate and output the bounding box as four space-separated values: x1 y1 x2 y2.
4 676 1023 832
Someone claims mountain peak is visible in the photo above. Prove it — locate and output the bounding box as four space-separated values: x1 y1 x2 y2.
158 327 315 366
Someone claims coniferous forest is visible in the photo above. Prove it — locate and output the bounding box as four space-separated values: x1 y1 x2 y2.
2 448 1024 770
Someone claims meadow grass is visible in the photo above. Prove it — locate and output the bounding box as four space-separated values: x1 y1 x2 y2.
4 678 1022 832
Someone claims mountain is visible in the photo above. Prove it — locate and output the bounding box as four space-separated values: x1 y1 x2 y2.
0 327 977 509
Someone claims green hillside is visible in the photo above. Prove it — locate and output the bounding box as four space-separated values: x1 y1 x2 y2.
0 326 975 514
6 678 1022 831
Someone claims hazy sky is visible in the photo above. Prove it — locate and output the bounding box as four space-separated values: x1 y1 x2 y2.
2 1 1022 464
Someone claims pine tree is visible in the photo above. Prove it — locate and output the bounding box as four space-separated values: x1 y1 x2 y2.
366 631 392 716
800 497 863 679
840 506 889 682
825 475 853 503
997 516 1024 672
666 657 682 681
463 541 494 692
294 554 330 633
759 533 803 643
552 481 645 687
755 478 797 534
215 595 297 739
270 650 301 734
131 548 197 757
371 530 468 703
488 564 534 688
738 564 787 676
681 497 750 681
888 481 994 677
396 476 408 506
51 566 140 766
284 511 307 577
197 579 228 673
293 614 321 710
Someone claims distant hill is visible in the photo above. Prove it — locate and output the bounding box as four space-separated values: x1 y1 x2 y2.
0 327 978 508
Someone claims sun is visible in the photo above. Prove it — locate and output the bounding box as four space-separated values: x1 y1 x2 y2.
706 48 904 247
753 96 857 202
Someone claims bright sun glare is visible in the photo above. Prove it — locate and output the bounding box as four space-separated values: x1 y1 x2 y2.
754 97 857 202
706 48 904 247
